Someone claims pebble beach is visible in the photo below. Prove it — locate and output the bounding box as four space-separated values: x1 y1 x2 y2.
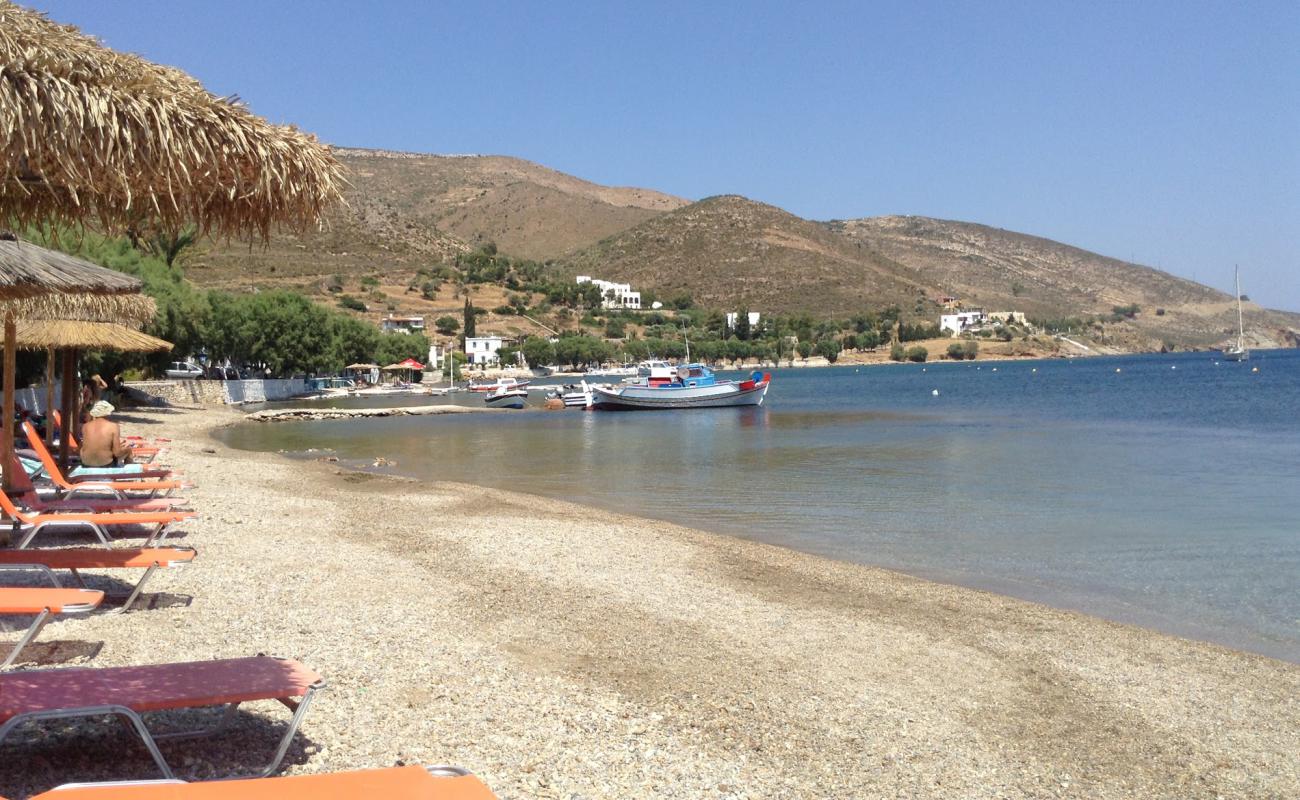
1 405 1296 799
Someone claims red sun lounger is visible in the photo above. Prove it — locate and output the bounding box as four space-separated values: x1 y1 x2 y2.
21 423 188 499
0 586 103 669
0 489 196 550
0 547 196 613
0 656 324 780
28 765 499 799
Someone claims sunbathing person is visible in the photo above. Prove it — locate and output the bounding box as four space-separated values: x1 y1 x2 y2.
78 400 134 468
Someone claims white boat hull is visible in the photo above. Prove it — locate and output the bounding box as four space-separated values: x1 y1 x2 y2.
591 380 768 410
484 390 529 409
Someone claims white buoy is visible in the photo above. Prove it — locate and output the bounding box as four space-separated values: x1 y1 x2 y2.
1171 365 1176 369
991 367 997 372
931 389 940 396
922 367 927 372
1031 368 1037 373
1252 366 1259 373
1115 368 1122 373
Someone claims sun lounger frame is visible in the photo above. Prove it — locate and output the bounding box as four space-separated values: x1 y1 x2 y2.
0 586 101 669
0 661 325 779
0 547 196 613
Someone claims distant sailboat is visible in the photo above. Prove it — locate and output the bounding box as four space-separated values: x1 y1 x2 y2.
1222 266 1250 362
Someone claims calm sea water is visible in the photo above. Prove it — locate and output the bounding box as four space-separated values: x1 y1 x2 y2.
222 350 1300 662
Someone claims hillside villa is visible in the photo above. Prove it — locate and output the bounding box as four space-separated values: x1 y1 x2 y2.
380 314 426 334
940 309 988 336
726 311 762 331
576 275 641 310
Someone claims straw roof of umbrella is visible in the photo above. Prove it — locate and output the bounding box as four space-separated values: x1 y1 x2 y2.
0 2 345 240
0 232 154 322
15 319 170 351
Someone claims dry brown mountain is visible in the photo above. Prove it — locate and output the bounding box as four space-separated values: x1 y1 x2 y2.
186 148 1296 350
187 148 687 290
559 197 1299 349
830 216 1300 349
560 195 933 312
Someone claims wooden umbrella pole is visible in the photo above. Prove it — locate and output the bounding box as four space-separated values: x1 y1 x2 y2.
59 348 76 472
2 314 15 492
44 346 55 447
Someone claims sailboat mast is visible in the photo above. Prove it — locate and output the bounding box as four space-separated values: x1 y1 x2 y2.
1235 265 1245 347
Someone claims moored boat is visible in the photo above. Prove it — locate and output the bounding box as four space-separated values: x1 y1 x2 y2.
591 365 771 410
468 377 532 393
484 386 529 409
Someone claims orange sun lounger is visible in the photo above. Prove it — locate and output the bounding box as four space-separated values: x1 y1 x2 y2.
7 454 189 515
0 586 103 669
0 489 196 550
0 547 196 613
28 765 499 799
21 423 188 500
50 410 166 463
0 657 324 780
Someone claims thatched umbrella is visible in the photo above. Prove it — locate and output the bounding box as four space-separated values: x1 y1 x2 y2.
1 3 344 490
0 2 345 240
0 234 158 486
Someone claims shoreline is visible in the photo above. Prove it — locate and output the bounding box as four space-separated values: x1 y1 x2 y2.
4 405 1296 798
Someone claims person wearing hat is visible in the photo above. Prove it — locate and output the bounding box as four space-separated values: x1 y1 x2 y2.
78 400 133 468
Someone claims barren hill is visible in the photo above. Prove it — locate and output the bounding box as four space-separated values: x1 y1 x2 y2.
559 195 931 312
187 148 688 290
830 216 1300 349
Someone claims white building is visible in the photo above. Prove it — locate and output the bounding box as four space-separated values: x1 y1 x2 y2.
725 311 761 331
576 275 641 310
465 336 504 366
427 343 445 371
380 315 425 334
940 309 987 337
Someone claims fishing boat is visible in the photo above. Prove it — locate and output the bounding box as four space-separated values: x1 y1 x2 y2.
1221 266 1250 362
483 385 529 409
468 377 531 393
590 364 771 410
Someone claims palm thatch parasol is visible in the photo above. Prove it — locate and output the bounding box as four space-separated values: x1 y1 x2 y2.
0 1 346 240
0 235 159 488
16 319 171 352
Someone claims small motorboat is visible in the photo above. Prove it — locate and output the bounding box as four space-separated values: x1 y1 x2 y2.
468 377 532 393
546 382 595 408
590 364 770 410
484 385 529 409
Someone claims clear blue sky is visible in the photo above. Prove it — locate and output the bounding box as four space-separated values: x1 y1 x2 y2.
33 1 1300 310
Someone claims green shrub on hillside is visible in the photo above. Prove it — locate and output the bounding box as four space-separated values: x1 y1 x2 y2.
889 342 905 361
337 295 367 312
905 345 928 363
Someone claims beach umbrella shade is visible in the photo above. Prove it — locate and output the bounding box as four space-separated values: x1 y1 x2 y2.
0 2 345 240
0 235 158 487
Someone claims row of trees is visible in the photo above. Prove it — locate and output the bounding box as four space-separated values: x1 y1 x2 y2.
22 230 428 382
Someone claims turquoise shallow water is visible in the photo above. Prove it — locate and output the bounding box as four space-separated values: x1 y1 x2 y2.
222 350 1300 662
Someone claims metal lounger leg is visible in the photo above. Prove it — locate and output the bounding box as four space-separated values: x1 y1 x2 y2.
1 608 51 669
255 683 322 778
0 705 175 779
18 520 110 549
111 563 160 614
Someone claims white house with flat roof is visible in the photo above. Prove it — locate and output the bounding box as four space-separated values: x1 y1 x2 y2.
940 309 987 337
725 311 761 331
380 315 425 334
465 336 504 366
576 275 641 310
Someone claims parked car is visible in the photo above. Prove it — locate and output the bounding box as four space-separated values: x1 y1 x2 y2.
205 365 240 380
164 361 204 379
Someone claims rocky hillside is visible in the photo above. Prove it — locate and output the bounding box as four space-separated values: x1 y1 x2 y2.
184 148 1298 350
187 148 687 290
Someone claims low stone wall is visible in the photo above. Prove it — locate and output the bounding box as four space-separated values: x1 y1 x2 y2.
125 378 308 407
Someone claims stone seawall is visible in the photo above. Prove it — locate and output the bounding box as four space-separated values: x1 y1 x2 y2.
126 378 308 407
